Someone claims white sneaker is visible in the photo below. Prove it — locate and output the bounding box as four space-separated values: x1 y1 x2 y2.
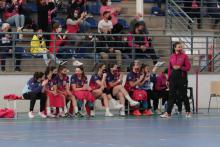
57 112 65 117
73 60 83 66
47 113 56 118
115 104 124 110
90 110 95 117
39 112 47 118
105 111 114 117
119 109 126 116
28 111 35 118
160 112 171 118
154 109 162 115
130 100 140 107
185 112 192 118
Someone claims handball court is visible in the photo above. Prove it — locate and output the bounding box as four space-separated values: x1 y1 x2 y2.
0 110 219 147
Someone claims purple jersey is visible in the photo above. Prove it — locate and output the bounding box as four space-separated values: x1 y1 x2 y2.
54 74 69 91
71 74 88 88
89 74 102 90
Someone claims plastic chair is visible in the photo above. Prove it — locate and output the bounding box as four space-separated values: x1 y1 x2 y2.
208 81 220 113
88 4 100 15
25 3 37 13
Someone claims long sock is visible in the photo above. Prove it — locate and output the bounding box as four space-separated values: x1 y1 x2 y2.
74 106 78 113
106 107 110 112
64 106 68 113
59 107 63 113
125 94 135 103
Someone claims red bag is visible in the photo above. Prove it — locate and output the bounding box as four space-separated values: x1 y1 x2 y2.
0 108 15 118
132 90 147 101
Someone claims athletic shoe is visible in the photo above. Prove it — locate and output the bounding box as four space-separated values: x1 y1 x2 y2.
119 109 126 116
75 112 84 118
130 100 140 107
47 113 56 118
115 104 124 110
65 113 74 118
90 110 95 117
73 60 83 66
133 110 142 116
60 61 68 65
57 112 66 117
39 112 47 118
105 111 114 117
154 109 162 115
28 111 34 118
185 112 192 118
143 109 153 116
160 112 171 118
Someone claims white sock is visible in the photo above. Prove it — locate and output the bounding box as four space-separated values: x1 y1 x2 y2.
106 108 110 112
74 106 78 113
125 95 135 103
64 106 68 113
59 107 63 113
46 107 51 114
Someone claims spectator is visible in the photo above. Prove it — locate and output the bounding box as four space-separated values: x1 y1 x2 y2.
30 28 50 65
183 0 201 29
0 23 22 72
3 0 25 39
100 0 123 33
207 0 220 29
98 11 122 65
66 9 86 47
68 0 90 33
128 23 158 64
49 22 83 66
129 13 148 34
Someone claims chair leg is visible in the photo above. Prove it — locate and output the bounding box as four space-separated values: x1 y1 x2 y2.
208 96 212 113
192 97 195 114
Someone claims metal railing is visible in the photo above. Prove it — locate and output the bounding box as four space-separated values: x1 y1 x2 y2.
165 0 194 53
0 31 219 73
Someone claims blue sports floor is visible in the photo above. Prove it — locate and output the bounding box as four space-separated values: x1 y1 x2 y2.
0 111 220 147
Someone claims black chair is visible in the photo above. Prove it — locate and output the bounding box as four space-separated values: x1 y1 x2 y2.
187 87 195 114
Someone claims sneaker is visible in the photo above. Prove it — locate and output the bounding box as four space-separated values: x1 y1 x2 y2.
1 67 6 72
105 111 114 117
154 109 162 115
119 109 126 116
90 110 95 117
60 60 68 65
14 67 22 72
65 113 74 118
57 112 66 117
38 112 47 118
115 104 124 110
28 111 35 118
47 113 56 118
160 112 171 118
73 60 83 66
185 112 192 118
130 100 140 107
133 110 142 116
143 109 153 116
75 112 84 118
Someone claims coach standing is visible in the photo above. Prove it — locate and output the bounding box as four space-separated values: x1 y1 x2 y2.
161 42 191 118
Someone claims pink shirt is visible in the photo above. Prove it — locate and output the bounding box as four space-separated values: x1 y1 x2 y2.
100 6 118 25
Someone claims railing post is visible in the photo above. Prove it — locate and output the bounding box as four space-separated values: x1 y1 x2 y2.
212 37 215 72
12 33 16 71
54 32 56 65
205 36 209 72
131 34 135 61
94 34 97 64
165 0 169 30
200 0 203 29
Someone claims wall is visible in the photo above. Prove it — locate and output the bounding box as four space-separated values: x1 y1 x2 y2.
0 74 218 112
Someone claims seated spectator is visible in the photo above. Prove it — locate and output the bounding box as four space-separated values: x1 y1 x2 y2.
49 22 83 66
154 68 169 113
30 28 50 65
3 0 25 39
68 0 90 33
0 23 23 72
207 0 220 29
98 11 122 65
129 13 148 34
128 22 158 64
115 32 131 59
100 0 123 33
22 72 48 118
66 9 87 47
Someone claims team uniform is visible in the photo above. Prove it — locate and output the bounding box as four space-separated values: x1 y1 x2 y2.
55 74 70 97
106 71 120 97
124 71 148 112
89 74 102 91
46 74 64 108
71 74 95 114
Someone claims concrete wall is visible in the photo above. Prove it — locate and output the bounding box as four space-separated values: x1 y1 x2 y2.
0 74 218 112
